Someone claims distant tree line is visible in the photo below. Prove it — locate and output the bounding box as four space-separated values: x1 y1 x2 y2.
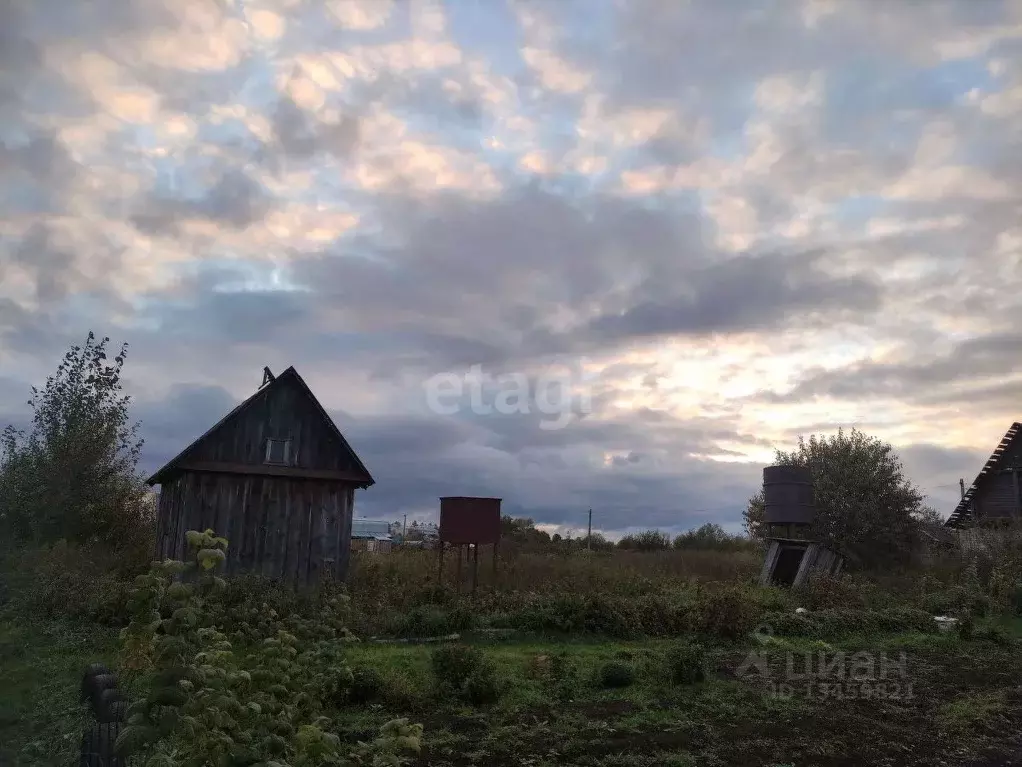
618 523 758 553
494 516 757 553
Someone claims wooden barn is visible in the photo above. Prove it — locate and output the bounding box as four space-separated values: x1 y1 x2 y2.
146 366 375 584
945 422 1022 529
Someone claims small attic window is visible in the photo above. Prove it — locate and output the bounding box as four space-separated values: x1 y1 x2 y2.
264 438 291 465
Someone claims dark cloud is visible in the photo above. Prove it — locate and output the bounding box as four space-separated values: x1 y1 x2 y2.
755 331 1022 404
272 94 362 160
2 224 76 305
899 441 994 514
288 189 885 378
1 130 82 219
582 250 882 342
133 167 272 235
919 379 1022 412
336 406 764 531
0 131 77 185
143 290 311 345
134 383 241 469
900 442 988 480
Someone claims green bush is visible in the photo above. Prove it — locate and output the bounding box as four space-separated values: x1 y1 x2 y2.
511 593 638 637
429 646 500 707
664 641 706 685
597 660 634 689
381 673 420 709
767 607 937 639
464 666 500 704
2 541 140 625
795 574 868 611
695 586 761 640
431 644 500 703
348 666 385 703
467 587 770 640
547 652 579 701
431 644 484 691
116 528 425 765
529 651 578 701
391 603 476 638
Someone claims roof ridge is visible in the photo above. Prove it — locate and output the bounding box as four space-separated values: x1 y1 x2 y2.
146 367 374 487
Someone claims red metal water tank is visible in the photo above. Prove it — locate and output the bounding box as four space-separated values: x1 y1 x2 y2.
439 496 502 544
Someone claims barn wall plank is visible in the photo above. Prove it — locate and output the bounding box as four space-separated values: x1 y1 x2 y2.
278 479 291 582
176 378 357 472
323 486 338 582
158 469 358 586
263 479 280 580
337 487 354 580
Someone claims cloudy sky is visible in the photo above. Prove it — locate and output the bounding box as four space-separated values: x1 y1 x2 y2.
2 0 1021 537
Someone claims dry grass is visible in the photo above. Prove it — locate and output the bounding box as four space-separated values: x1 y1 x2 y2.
347 546 763 605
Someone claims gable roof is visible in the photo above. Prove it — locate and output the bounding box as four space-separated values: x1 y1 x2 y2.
945 422 1021 528
146 366 375 488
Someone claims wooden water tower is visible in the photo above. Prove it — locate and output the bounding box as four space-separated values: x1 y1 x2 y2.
764 465 815 540
758 465 844 588
436 496 502 594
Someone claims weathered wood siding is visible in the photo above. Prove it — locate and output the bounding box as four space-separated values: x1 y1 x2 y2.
156 472 356 584
974 433 1022 521
187 377 360 472
975 472 1019 520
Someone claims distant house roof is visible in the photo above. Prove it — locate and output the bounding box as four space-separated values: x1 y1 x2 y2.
351 519 392 538
146 366 374 487
946 422 1021 529
919 526 954 546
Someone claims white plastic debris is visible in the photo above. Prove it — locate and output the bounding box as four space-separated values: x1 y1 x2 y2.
795 607 808 615
933 616 959 633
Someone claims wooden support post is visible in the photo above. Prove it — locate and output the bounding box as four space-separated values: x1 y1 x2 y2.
759 540 781 586
436 541 445 585
472 544 479 595
792 543 820 588
456 544 463 591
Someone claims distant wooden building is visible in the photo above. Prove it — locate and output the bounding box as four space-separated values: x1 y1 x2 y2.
146 366 375 584
945 422 1022 529
350 518 394 554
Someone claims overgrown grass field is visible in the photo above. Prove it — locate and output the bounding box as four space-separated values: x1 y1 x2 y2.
334 628 1022 767
5 536 1022 766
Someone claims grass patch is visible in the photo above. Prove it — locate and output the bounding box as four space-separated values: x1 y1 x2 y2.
330 630 1022 766
0 612 119 766
939 690 1011 735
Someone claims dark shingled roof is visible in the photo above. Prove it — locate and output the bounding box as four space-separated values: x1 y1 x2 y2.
146 366 374 487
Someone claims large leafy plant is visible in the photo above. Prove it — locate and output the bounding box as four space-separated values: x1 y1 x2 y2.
116 529 422 766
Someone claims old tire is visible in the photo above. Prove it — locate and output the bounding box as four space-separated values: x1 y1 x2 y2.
80 663 111 701
100 699 129 723
79 721 123 767
94 687 126 719
85 673 118 703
